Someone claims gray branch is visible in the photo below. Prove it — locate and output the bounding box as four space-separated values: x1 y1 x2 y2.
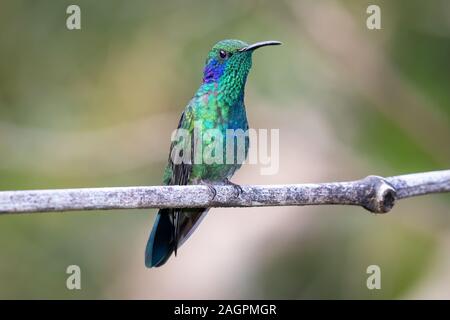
0 170 449 215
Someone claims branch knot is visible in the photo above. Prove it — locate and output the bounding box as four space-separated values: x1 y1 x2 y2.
361 175 397 214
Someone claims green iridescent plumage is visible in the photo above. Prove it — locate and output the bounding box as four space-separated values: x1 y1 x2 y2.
145 39 281 267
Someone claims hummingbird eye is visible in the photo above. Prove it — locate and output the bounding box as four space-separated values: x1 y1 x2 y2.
219 50 227 59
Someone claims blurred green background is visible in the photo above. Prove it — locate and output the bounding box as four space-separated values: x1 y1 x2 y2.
0 0 449 299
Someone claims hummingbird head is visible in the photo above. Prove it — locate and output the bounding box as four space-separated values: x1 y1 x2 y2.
202 39 281 99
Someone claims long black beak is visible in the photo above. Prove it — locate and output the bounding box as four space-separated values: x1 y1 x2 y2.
239 40 282 52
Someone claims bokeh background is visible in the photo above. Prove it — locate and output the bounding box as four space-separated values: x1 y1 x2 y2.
0 0 449 299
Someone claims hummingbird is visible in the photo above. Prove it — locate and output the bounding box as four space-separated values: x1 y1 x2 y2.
145 39 281 267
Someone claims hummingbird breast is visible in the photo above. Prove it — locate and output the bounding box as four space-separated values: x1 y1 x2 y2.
189 88 249 182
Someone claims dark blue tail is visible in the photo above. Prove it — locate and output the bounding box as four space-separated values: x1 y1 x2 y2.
145 209 174 268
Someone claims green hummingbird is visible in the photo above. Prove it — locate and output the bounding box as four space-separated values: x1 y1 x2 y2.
145 39 281 267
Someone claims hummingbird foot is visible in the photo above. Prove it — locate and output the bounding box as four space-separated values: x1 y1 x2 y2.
222 179 243 198
198 180 217 200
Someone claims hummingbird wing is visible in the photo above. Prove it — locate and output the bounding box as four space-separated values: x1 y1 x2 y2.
166 108 195 252
150 103 208 255
146 107 196 267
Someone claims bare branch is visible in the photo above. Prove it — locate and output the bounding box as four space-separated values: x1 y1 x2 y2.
0 170 449 215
